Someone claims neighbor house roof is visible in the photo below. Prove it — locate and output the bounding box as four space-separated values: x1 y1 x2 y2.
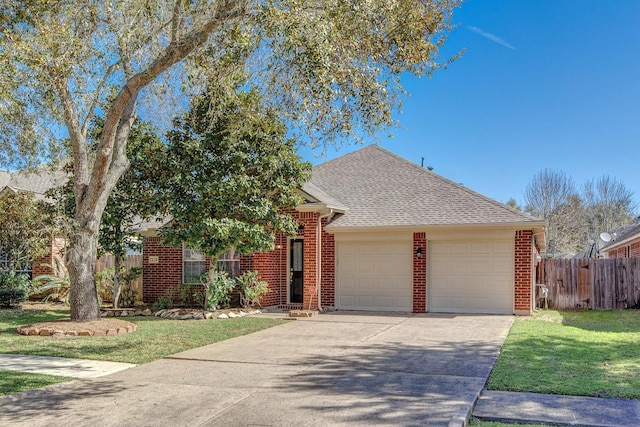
311 145 545 231
601 218 640 252
0 165 67 200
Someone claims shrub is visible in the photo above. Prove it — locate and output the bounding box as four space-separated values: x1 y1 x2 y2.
153 296 173 310
237 271 269 308
202 269 236 311
32 262 71 305
0 271 32 308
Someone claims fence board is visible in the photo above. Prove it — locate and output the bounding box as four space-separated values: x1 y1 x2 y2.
537 258 640 310
95 254 143 302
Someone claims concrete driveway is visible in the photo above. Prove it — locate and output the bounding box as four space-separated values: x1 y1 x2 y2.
0 312 512 427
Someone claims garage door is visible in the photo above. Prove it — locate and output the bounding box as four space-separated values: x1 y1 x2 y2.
429 240 513 314
336 241 412 311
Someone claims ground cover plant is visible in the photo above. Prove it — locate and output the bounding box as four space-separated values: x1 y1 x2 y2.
0 305 287 365
488 310 640 399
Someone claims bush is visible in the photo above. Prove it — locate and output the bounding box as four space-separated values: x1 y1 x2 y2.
202 269 236 311
237 271 269 308
32 262 71 305
0 271 32 308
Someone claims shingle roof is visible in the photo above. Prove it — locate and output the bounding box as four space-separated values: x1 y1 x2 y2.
601 218 640 250
310 145 543 229
0 165 67 197
301 181 348 211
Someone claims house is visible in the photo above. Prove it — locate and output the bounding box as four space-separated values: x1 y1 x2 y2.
142 145 546 315
602 218 640 259
0 167 67 277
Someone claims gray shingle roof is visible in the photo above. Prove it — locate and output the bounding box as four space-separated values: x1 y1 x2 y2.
601 218 640 250
0 165 67 197
310 145 543 229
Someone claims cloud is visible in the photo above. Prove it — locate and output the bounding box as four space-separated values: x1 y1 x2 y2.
467 26 516 50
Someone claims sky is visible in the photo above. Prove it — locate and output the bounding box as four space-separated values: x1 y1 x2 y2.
298 0 640 210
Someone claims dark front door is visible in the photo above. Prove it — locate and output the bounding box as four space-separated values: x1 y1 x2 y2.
290 239 303 303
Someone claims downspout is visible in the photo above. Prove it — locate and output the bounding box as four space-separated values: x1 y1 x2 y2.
316 209 334 311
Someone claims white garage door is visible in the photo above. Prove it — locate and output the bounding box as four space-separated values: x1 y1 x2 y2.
336 241 412 311
429 240 514 314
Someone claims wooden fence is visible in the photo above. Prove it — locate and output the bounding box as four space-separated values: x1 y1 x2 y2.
536 258 640 310
95 254 143 302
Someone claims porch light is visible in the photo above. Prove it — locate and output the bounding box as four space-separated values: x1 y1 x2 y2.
416 247 423 258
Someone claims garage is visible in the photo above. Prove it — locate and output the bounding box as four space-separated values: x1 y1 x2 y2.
336 241 412 311
429 240 514 314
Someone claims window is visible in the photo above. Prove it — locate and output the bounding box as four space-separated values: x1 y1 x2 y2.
183 246 206 284
182 247 241 284
217 248 240 278
0 248 32 278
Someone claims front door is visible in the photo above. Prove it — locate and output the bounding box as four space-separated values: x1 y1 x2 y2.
290 239 303 303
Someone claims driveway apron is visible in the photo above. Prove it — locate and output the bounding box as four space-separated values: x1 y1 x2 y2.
0 312 512 427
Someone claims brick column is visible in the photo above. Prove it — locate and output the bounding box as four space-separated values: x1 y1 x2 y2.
514 230 534 315
413 232 427 313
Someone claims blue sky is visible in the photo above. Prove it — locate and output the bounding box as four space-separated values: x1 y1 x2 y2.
299 0 640 209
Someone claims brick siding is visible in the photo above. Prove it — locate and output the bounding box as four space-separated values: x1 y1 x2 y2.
514 230 534 314
608 239 640 259
413 232 427 313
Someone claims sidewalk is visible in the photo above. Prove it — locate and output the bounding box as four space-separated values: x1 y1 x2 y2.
0 354 135 379
474 390 640 427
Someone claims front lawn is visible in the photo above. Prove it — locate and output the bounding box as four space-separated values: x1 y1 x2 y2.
488 310 640 399
0 306 287 364
0 369 73 396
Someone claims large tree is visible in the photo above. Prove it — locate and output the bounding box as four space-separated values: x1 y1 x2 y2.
582 175 637 242
0 1 459 321
524 168 577 257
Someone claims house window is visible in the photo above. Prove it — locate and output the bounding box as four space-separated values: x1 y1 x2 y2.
0 248 32 277
217 248 240 278
183 246 206 284
182 247 241 284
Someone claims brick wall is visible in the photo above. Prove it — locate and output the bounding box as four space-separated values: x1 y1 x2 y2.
514 230 534 315
413 232 426 313
142 237 209 304
320 217 335 309
608 240 640 259
32 236 67 277
250 210 323 309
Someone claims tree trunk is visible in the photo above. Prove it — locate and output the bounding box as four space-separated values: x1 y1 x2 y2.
66 229 100 322
113 255 122 309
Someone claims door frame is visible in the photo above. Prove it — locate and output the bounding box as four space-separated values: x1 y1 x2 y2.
288 237 304 304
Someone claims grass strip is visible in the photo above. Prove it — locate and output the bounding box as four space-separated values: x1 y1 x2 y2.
488 310 640 399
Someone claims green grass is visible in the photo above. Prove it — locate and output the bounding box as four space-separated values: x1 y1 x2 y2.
488 310 640 399
0 369 73 396
0 307 287 364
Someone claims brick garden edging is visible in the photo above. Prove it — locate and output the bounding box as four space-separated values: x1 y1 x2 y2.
17 319 137 337
100 307 262 320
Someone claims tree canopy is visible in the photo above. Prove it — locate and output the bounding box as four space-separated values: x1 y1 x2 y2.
155 86 311 258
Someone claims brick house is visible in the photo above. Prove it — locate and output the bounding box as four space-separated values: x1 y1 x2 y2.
603 218 640 259
141 145 546 315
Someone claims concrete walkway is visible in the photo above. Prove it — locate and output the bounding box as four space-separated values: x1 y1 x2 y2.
0 312 512 427
474 390 640 427
0 354 135 378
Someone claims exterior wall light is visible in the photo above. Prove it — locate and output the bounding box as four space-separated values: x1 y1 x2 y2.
416 247 423 258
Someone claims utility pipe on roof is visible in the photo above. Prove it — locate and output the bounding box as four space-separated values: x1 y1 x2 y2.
316 209 334 311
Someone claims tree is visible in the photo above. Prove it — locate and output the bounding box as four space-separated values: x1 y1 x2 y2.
524 169 577 257
1 1 459 321
156 86 311 258
97 122 163 308
0 191 55 274
582 175 637 243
